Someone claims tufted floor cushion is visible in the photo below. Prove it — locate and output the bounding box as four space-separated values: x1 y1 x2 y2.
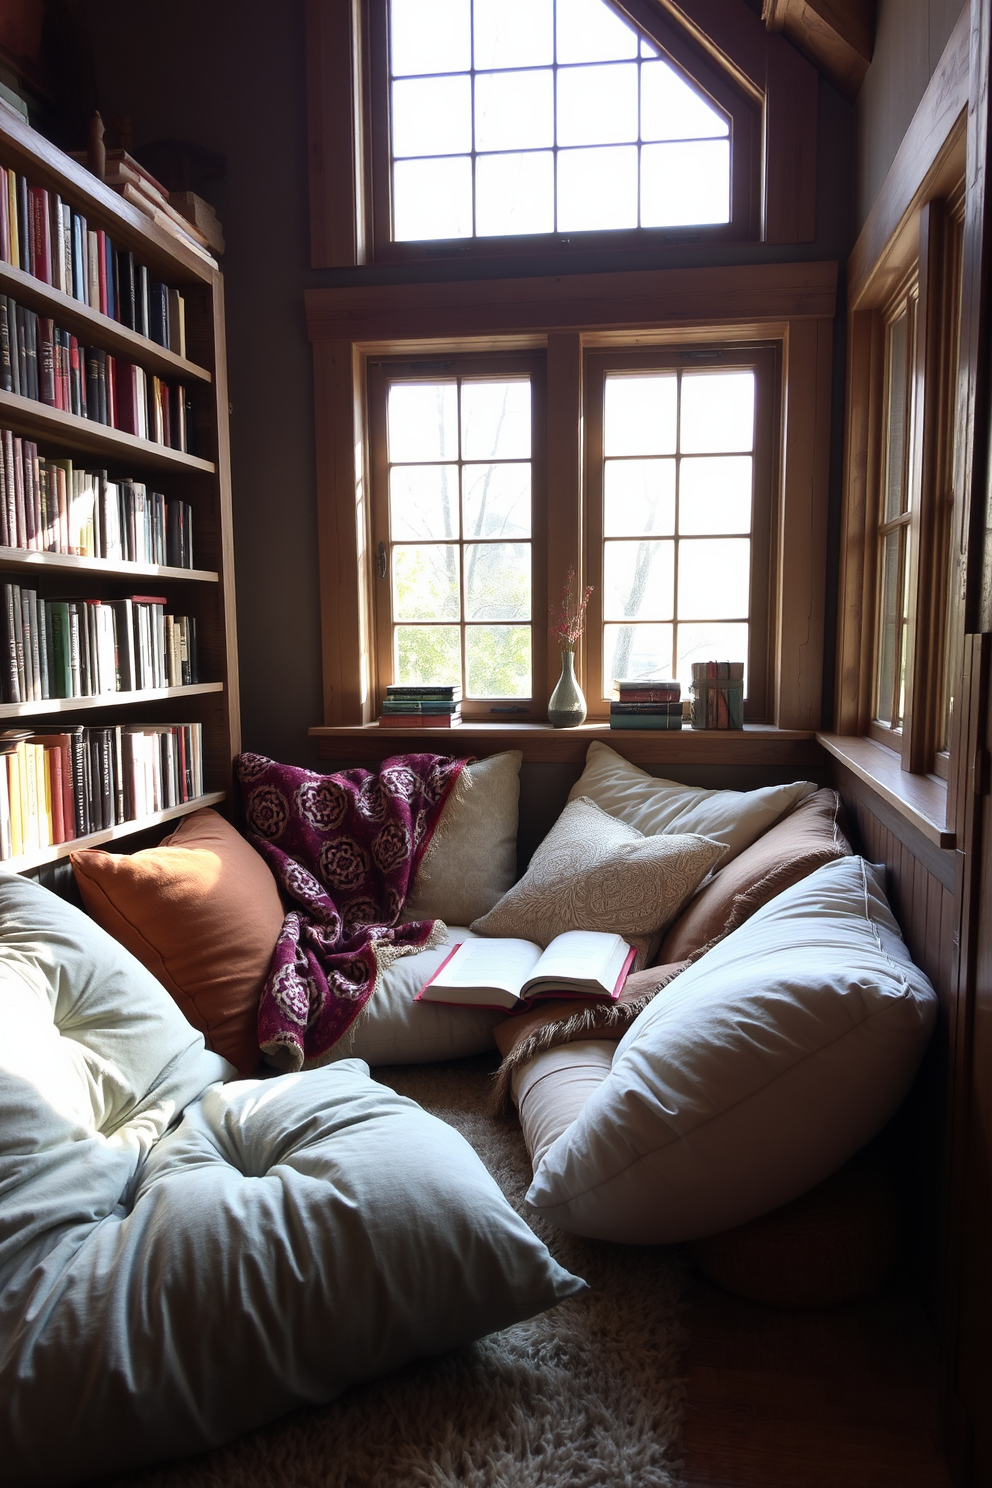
0 872 584 1487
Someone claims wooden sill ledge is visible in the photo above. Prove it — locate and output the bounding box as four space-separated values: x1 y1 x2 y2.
310 721 819 767
817 733 955 849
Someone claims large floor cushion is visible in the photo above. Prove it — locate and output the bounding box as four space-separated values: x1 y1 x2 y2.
0 874 583 1486
526 857 938 1243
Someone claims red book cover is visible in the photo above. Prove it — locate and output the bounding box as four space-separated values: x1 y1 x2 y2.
31 735 72 843
69 336 81 417
25 442 40 552
160 379 172 448
105 353 117 427
96 228 108 315
29 187 51 284
11 435 26 549
114 359 136 435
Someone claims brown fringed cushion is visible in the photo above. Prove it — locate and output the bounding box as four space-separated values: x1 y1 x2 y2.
658 787 851 966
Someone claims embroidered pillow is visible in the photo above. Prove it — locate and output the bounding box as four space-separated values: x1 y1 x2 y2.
471 796 724 966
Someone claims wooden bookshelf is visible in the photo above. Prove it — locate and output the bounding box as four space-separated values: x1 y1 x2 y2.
0 106 240 870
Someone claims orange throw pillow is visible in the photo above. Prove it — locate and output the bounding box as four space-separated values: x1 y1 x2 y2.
71 809 285 1076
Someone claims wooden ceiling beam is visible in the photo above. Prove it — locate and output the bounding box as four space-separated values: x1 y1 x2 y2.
762 0 874 100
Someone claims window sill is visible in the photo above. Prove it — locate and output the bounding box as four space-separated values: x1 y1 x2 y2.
816 733 955 849
311 721 818 766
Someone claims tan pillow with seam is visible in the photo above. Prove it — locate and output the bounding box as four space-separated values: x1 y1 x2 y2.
403 751 522 924
659 787 851 964
71 808 285 1076
471 795 724 966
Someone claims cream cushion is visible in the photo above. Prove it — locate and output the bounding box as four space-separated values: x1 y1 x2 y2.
527 857 938 1244
567 741 817 861
404 751 522 923
471 796 724 966
0 871 583 1485
513 1042 615 1169
316 927 502 1066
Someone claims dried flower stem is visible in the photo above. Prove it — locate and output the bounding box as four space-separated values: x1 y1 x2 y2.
549 567 593 652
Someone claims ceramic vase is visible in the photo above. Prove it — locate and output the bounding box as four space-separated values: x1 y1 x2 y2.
548 649 587 727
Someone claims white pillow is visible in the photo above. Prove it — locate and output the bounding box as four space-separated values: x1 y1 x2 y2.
403 751 522 923
527 857 937 1243
567 741 817 861
313 928 502 1067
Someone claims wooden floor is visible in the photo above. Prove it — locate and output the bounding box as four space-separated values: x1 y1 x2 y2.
681 1273 954 1488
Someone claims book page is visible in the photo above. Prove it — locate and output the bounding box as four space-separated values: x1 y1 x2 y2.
428 936 542 998
530 930 629 986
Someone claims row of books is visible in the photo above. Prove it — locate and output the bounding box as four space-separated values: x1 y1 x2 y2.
0 430 193 565
1 583 198 703
689 662 745 729
378 683 462 728
0 164 188 351
0 721 204 858
609 676 683 731
0 293 190 450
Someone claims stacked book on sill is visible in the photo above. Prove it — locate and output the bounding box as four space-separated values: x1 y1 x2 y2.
378 684 462 727
0 160 194 335
609 677 683 730
0 293 191 451
1 584 198 703
0 720 203 859
689 662 745 729
0 429 193 565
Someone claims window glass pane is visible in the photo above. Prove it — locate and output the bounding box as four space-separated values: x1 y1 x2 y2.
875 530 900 725
884 311 910 522
475 151 554 235
392 76 472 157
391 0 471 75
393 157 473 240
393 544 460 620
387 383 458 462
396 625 462 686
461 380 531 459
466 625 531 696
679 455 752 534
465 542 531 619
604 539 674 620
557 144 638 231
676 622 749 696
603 623 673 696
641 60 728 141
605 375 677 456
641 139 730 227
680 371 754 453
556 62 639 146
389 465 460 539
604 458 675 535
678 537 750 620
640 37 660 58
475 69 554 151
463 462 531 537
556 0 638 63
473 0 553 69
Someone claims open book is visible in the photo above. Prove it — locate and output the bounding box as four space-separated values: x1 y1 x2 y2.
416 930 636 1012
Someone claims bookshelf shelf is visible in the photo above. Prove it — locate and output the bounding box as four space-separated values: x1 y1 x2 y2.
3 791 227 872
0 108 240 873
0 682 224 720
0 389 215 472
0 546 218 582
0 258 212 385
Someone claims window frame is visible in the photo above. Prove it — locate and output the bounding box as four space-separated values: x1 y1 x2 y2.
367 350 548 718
366 0 759 260
582 342 778 721
304 0 818 269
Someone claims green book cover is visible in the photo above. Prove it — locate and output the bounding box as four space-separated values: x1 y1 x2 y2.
47 601 72 698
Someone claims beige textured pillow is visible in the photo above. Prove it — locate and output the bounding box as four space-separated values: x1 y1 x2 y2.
470 796 724 965
404 751 522 924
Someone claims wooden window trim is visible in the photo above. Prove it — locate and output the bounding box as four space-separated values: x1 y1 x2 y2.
307 260 836 727
304 0 817 269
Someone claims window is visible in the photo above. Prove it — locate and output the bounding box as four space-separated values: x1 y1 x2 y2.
383 0 738 245
584 347 775 716
873 289 917 737
368 355 546 715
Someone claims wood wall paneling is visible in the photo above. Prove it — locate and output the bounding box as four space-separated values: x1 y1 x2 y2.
763 0 875 100
305 0 365 268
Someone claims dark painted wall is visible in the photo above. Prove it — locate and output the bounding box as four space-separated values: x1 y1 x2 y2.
83 0 855 768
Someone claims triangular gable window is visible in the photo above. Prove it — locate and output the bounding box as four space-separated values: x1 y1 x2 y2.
383 0 749 246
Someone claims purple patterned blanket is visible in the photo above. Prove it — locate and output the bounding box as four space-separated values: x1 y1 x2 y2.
236 751 467 1071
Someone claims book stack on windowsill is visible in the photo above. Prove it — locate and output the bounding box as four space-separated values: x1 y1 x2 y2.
378 684 462 727
690 662 744 729
609 677 682 730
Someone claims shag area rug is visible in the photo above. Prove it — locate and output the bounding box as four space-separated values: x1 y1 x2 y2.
105 1054 688 1488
